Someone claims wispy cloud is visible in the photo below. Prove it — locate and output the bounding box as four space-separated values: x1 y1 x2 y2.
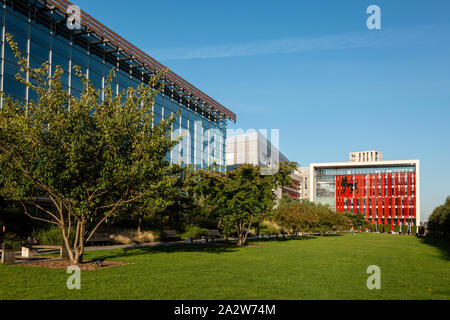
148 26 440 61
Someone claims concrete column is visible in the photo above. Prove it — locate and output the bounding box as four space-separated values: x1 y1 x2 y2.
1 249 15 264
60 247 70 259
21 246 37 258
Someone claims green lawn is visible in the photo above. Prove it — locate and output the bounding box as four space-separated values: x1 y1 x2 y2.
1 233 449 300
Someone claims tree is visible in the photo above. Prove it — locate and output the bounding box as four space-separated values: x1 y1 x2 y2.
273 200 350 235
273 200 319 235
314 204 349 233
344 211 368 230
0 34 180 264
192 162 297 246
134 163 197 232
428 196 450 240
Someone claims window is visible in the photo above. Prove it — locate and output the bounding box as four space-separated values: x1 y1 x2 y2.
6 11 28 37
3 76 26 98
52 52 69 71
71 73 83 92
30 40 50 62
72 48 87 68
88 55 104 74
29 56 45 70
89 71 103 90
30 25 50 47
4 59 20 78
52 38 71 57
153 113 162 125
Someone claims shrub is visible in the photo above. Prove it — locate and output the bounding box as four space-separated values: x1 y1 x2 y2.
32 226 75 245
274 200 350 234
2 232 23 251
259 221 281 235
401 225 408 234
181 225 208 240
345 212 369 230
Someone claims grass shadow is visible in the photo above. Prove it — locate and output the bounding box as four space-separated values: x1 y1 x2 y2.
91 242 239 261
417 236 450 261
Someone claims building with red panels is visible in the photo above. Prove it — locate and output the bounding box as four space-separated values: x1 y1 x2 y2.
309 157 420 231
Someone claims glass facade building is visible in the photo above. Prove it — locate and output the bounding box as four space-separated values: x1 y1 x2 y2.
310 160 420 230
0 0 235 171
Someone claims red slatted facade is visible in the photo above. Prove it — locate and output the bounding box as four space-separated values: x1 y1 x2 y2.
335 168 416 228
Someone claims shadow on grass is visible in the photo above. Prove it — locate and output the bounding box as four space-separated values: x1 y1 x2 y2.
91 242 240 261
90 233 345 261
417 236 450 261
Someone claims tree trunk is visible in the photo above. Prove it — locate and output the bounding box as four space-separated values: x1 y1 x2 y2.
235 216 254 246
61 219 86 265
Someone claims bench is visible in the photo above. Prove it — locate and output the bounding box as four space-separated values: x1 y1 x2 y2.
86 232 113 246
22 245 69 259
160 230 181 242
207 229 222 241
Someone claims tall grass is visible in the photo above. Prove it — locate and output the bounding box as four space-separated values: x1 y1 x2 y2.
110 230 157 244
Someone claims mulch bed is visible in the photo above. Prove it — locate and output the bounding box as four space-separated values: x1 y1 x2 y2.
20 259 134 271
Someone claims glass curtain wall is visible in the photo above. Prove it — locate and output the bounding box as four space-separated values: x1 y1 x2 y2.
0 1 226 171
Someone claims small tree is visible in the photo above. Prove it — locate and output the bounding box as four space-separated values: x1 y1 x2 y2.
0 34 180 264
314 205 349 234
193 162 297 246
273 200 319 235
274 200 350 235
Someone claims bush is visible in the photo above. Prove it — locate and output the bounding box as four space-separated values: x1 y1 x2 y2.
345 212 368 230
181 225 208 240
2 232 23 251
259 221 280 235
32 226 75 246
401 225 408 234
274 200 350 234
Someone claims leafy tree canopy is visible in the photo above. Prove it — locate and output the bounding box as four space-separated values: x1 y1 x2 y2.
0 34 180 263
191 162 297 246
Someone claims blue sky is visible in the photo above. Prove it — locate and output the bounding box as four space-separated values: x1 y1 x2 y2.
73 0 450 221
